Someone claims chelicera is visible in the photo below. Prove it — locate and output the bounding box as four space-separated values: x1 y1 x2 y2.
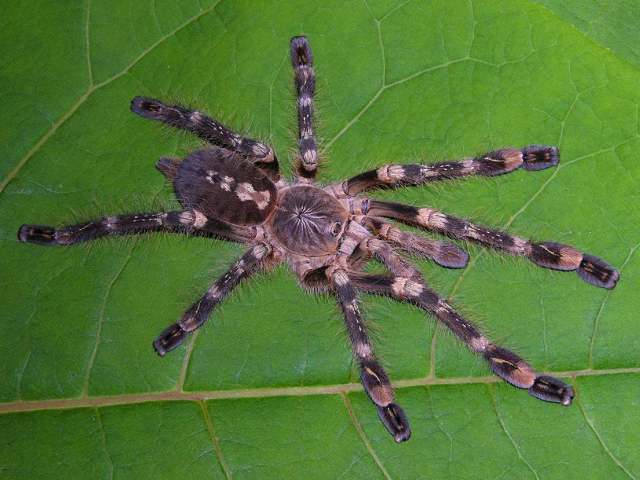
18 36 619 442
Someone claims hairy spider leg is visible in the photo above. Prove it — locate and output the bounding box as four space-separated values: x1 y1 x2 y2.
357 237 423 280
290 36 318 181
130 97 279 179
17 210 255 246
367 200 620 289
350 273 575 405
330 269 411 443
344 145 559 194
361 216 469 269
154 244 271 356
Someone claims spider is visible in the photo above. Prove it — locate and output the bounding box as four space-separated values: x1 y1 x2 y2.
18 36 619 443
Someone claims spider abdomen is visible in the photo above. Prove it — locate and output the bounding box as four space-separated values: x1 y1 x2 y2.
270 186 348 256
173 148 277 225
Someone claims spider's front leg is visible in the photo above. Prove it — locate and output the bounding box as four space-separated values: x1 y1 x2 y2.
154 243 271 355
367 200 619 289
328 268 411 443
343 145 558 194
290 36 318 181
350 273 574 405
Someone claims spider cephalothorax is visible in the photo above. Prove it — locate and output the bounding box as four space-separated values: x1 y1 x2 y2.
18 36 620 443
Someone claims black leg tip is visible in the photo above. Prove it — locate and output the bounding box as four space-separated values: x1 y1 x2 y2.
434 243 469 269
522 145 560 171
290 36 313 67
131 96 165 119
153 340 167 357
377 403 411 443
528 375 574 405
153 323 187 356
578 254 619 289
18 224 57 245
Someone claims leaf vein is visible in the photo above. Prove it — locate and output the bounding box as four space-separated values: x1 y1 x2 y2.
488 385 540 480
95 407 115 480
574 378 637 480
2 367 637 414
82 244 135 397
341 393 392 480
588 241 640 368
199 401 232 480
0 0 222 194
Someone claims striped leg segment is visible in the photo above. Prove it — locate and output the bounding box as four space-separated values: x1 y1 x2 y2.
362 217 469 269
367 200 619 289
154 244 271 356
358 237 422 280
18 210 255 246
290 36 318 180
350 273 574 405
329 268 411 442
130 97 278 178
344 145 559 195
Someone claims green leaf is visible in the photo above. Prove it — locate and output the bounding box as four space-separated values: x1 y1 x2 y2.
2 0 639 478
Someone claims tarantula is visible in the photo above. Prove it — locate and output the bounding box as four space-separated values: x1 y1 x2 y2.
18 36 619 443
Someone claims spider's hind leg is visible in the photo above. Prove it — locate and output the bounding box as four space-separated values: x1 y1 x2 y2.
329 268 411 443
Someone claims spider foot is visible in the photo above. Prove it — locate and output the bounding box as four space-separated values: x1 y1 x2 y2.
377 403 411 443
530 242 619 289
153 323 187 356
130 96 172 121
528 375 574 405
474 145 558 176
290 36 313 67
431 242 469 268
578 254 619 289
521 145 559 170
18 224 56 245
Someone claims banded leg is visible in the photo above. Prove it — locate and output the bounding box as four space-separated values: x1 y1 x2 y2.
18 210 255 246
362 216 469 268
154 244 271 355
344 145 559 195
351 273 574 405
290 36 318 181
130 97 278 178
357 237 422 280
329 268 411 442
367 200 619 289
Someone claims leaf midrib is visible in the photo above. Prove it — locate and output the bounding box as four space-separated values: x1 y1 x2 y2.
1 367 638 414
